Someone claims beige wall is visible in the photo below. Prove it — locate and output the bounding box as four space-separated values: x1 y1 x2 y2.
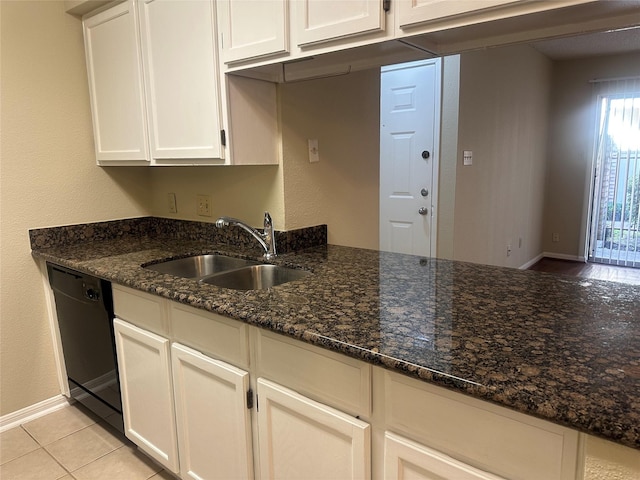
584 435 640 480
543 52 640 258
0 1 150 415
149 165 284 229
453 45 551 267
279 69 380 249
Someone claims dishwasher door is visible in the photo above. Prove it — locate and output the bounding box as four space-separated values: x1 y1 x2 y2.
47 263 123 431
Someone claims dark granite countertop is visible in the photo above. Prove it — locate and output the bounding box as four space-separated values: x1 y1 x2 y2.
30 220 640 450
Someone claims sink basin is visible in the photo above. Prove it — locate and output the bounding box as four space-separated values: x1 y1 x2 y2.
200 264 311 290
144 254 257 279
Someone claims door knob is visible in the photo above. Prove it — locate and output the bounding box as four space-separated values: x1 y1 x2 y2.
418 207 428 215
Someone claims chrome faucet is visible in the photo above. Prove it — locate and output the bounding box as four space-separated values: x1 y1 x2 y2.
215 212 277 260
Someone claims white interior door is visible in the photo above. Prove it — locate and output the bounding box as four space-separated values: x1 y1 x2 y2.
380 59 440 257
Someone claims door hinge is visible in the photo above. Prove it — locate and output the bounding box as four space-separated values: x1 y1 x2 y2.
383 0 391 12
247 389 254 409
220 129 226 146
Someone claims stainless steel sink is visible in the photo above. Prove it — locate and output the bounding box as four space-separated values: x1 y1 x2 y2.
144 254 257 279
200 264 311 290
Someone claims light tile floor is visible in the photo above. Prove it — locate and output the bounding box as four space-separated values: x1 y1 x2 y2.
0 404 174 480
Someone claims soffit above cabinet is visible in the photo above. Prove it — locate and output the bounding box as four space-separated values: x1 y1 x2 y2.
402 0 640 56
65 0 112 17
229 40 436 84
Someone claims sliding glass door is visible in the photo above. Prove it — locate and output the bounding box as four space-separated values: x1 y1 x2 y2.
589 80 640 267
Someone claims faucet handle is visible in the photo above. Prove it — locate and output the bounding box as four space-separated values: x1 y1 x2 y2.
263 211 277 259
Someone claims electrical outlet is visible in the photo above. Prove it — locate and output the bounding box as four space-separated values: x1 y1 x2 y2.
552 233 560 243
308 139 319 163
197 194 212 217
167 193 177 213
507 243 512 257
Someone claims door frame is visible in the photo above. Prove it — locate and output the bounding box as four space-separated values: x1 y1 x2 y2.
585 86 640 267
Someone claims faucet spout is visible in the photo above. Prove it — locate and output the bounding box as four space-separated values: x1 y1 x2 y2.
215 212 277 260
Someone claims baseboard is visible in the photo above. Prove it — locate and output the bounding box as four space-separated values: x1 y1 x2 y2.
519 253 544 270
542 252 586 262
0 395 70 433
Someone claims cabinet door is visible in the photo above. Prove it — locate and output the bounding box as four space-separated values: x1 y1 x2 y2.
138 0 224 162
257 378 370 480
385 432 504 480
397 0 520 28
83 0 149 165
113 318 179 473
171 343 254 480
217 0 288 64
294 0 385 47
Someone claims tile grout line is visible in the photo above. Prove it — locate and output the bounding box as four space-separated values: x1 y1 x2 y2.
19 424 75 478
2 411 167 480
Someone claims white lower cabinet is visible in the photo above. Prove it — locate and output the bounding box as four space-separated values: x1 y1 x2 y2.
171 343 253 480
256 377 371 480
113 300 253 479
384 432 503 480
383 370 580 480
113 318 179 473
111 285 596 480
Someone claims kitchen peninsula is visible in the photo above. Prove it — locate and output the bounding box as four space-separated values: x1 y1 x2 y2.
31 217 639 467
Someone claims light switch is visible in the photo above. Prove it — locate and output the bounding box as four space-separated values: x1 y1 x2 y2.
463 150 473 166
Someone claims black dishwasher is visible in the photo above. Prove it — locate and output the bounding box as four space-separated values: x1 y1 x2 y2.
47 263 123 432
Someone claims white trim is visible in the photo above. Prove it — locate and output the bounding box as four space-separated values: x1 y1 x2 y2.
518 253 544 270
38 259 69 396
542 252 587 263
0 395 70 433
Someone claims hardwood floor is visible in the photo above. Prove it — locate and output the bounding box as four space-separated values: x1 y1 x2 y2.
529 258 640 285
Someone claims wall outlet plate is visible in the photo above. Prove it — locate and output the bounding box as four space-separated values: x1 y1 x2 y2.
167 193 177 213
197 194 212 217
308 139 319 163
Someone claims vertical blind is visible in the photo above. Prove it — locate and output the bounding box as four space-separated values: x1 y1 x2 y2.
589 77 640 267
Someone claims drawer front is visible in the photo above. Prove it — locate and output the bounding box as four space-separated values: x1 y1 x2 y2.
112 284 166 335
255 329 371 418
170 303 249 369
385 371 579 480
384 431 504 480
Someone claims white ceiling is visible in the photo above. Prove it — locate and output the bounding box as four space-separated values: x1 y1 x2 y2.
530 26 640 60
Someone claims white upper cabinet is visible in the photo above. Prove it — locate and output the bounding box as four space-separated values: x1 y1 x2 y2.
293 0 386 47
217 0 288 64
83 0 149 165
138 0 224 163
83 0 227 166
396 0 520 28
